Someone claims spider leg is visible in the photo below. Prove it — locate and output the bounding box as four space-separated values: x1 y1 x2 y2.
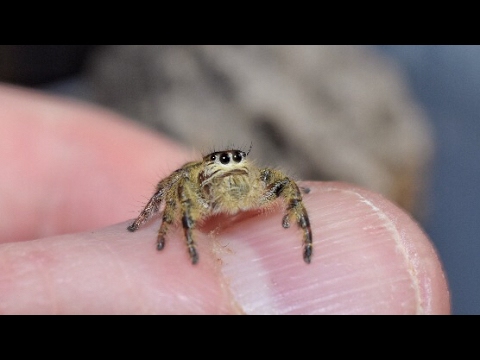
282 182 313 263
128 169 183 232
127 193 162 232
288 199 313 264
156 198 176 251
261 169 313 264
182 209 198 264
178 182 203 264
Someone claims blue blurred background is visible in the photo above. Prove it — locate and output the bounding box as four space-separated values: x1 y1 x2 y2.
375 46 480 314
1 45 478 314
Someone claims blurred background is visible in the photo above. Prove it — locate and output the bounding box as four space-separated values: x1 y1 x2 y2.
0 45 477 314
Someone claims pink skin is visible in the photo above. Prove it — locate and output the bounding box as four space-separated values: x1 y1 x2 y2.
0 84 450 314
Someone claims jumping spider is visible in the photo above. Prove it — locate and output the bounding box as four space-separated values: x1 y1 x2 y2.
127 148 312 264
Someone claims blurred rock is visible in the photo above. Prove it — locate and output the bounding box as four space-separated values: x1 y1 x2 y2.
86 45 433 216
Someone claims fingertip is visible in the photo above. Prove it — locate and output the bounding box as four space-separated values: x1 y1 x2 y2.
217 182 450 314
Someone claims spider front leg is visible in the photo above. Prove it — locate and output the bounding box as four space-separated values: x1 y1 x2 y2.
128 170 182 232
127 193 163 232
261 169 313 264
283 191 313 264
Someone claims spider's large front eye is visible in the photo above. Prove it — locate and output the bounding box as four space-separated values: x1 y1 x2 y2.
220 153 230 164
232 151 243 163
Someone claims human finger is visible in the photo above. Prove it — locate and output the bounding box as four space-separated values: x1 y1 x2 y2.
0 182 450 314
0 84 190 243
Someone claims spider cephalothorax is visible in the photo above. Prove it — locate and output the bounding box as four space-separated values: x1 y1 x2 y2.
128 149 312 264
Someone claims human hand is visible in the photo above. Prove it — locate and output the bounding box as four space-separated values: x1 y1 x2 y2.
0 84 450 314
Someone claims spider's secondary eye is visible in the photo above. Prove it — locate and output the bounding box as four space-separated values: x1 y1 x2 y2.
220 153 230 164
210 154 217 161
232 151 242 163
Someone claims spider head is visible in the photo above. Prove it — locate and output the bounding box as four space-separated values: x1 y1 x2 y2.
200 150 249 183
